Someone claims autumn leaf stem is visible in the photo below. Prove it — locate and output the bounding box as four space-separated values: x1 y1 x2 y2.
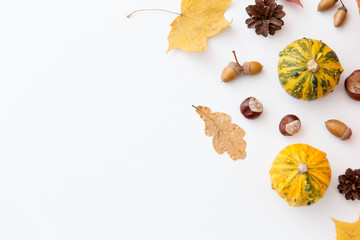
127 9 181 18
232 50 240 65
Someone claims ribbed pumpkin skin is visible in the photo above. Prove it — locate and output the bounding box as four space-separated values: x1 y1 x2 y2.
278 38 343 101
270 144 331 207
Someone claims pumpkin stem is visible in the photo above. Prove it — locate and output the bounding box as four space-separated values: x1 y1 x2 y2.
297 163 308 174
307 59 319 73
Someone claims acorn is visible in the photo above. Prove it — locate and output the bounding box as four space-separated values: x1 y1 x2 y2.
221 61 243 82
221 51 262 82
242 61 263 75
318 0 338 11
334 6 347 27
325 119 352 140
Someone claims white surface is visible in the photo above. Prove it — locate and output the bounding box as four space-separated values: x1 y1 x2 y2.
0 0 360 239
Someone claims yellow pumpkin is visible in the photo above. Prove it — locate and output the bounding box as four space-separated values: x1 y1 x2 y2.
270 144 331 207
278 38 343 101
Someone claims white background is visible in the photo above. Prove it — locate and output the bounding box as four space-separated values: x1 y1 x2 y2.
0 0 360 239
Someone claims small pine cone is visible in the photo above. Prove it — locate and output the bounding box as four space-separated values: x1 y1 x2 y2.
337 168 360 201
245 0 286 37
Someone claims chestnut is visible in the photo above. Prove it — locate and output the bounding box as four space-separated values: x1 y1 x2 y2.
279 114 301 136
344 70 360 101
240 97 263 119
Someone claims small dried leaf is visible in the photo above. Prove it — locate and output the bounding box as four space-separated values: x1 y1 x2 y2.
357 0 360 13
286 0 303 7
193 105 246 160
332 216 360 240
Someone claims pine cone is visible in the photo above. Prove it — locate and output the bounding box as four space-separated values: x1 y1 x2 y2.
337 168 360 200
245 0 286 37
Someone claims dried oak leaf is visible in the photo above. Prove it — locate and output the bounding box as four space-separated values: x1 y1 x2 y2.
332 216 360 240
286 0 303 7
167 0 232 52
193 105 246 160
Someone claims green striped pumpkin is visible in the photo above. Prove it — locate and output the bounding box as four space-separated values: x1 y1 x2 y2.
270 144 331 207
278 38 343 101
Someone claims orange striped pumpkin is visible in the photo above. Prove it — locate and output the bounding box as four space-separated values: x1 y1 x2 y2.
270 144 331 207
278 38 343 101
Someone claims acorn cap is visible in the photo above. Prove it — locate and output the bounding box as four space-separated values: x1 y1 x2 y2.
228 62 243 75
338 6 347 11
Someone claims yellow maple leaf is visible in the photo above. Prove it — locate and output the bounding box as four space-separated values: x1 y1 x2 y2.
167 0 232 52
193 105 246 160
333 216 360 240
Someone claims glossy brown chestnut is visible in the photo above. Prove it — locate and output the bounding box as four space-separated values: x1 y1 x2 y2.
279 114 301 136
240 97 263 119
344 70 360 101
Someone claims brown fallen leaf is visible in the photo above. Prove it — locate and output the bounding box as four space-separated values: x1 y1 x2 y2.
193 105 246 160
286 0 303 7
332 216 360 240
